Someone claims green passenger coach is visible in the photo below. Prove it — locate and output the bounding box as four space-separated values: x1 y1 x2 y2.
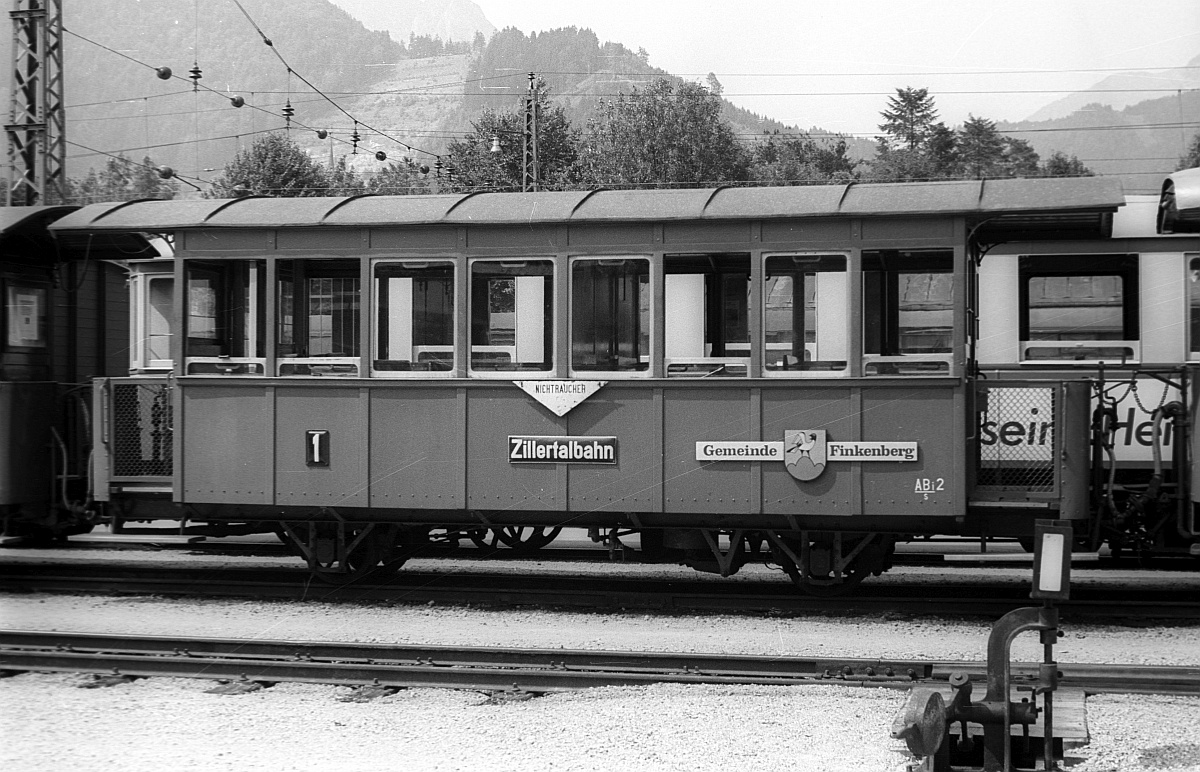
38 173 1199 592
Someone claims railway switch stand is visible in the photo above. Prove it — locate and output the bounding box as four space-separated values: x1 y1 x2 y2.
892 524 1070 771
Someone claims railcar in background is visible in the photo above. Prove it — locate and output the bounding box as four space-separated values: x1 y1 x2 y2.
22 170 1200 592
0 206 153 540
976 167 1200 559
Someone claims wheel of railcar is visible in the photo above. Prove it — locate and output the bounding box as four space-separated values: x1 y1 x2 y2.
468 527 502 550
469 526 562 553
279 523 394 585
769 533 895 596
494 526 562 551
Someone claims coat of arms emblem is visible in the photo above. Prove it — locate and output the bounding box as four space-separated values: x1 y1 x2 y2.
785 429 826 481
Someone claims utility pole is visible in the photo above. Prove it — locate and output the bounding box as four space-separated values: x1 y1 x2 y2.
522 71 538 192
6 0 66 206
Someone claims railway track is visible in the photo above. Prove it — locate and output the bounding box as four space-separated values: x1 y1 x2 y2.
1 561 1197 620
2 629 1197 696
0 532 1117 567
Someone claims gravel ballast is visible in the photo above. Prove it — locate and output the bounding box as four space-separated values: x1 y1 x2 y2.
3 545 1200 770
2 590 1199 771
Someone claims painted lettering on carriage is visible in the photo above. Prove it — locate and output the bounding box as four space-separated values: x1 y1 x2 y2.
509 436 617 464
913 478 945 492
979 409 1175 450
827 442 918 461
696 442 783 460
978 380 1181 463
914 477 947 501
979 418 1054 447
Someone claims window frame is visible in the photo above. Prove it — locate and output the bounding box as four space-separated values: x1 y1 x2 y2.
761 251 850 378
182 258 266 376
3 278 49 351
662 252 752 378
129 268 175 373
467 256 556 378
1017 253 1140 365
568 254 652 379
274 258 363 377
861 248 956 376
370 257 458 378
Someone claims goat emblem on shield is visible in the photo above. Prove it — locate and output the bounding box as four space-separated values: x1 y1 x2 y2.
785 429 826 481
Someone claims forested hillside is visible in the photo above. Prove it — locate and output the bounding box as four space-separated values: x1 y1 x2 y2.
457 27 864 151
0 0 1188 191
1000 88 1200 192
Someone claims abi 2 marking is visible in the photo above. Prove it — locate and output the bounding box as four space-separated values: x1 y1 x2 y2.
914 477 945 500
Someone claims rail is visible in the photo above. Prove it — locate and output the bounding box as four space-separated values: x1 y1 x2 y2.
1 561 1196 620
2 630 1196 696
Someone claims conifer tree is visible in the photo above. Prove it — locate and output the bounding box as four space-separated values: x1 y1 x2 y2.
878 88 939 152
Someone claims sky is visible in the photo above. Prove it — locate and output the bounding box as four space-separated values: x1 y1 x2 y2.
465 0 1200 134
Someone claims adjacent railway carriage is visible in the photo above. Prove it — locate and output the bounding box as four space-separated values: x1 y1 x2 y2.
1 206 148 539
34 171 1200 591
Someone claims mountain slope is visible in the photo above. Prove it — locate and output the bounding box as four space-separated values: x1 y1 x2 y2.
9 0 410 178
4 0 1186 191
327 0 494 44
1001 88 1200 193
1026 54 1200 122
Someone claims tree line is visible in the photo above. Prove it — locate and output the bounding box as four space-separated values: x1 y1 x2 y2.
48 81 1200 202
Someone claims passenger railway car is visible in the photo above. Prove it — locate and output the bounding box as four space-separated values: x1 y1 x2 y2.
19 169 1200 592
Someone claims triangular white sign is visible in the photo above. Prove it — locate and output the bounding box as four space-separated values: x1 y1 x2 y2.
514 380 607 417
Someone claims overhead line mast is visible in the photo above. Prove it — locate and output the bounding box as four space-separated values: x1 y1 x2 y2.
5 0 66 206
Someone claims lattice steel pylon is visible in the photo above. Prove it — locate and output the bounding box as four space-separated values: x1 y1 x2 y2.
521 71 539 192
6 0 66 206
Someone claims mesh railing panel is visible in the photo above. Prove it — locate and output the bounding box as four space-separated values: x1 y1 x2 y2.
976 385 1056 492
111 383 173 477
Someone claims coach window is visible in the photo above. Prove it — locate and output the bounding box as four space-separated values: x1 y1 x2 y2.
763 254 847 375
470 259 553 373
276 259 361 376
862 249 954 374
183 260 265 375
1018 254 1138 362
571 257 649 374
373 261 455 375
664 253 750 377
1190 256 1200 360
130 270 175 373
3 280 48 349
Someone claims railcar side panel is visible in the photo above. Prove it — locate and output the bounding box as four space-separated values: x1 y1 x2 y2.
275 386 368 508
180 386 272 503
859 385 962 516
369 387 466 510
1140 251 1187 362
565 388 662 514
663 389 759 514
465 386 564 512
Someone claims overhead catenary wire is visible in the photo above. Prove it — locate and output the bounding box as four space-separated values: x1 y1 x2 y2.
63 23 440 164
226 0 437 159
66 139 207 192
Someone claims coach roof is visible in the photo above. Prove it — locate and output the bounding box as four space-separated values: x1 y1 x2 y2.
47 176 1124 233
